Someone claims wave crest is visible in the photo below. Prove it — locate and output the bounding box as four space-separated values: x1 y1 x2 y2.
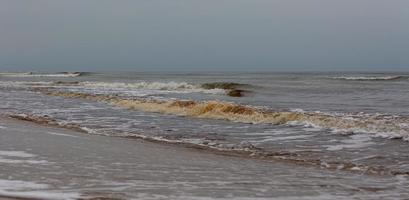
82 81 198 90
201 82 252 97
201 82 249 90
0 72 88 77
80 81 226 95
331 75 404 81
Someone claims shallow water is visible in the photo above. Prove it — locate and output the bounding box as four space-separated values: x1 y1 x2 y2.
1 72 409 175
1 118 409 200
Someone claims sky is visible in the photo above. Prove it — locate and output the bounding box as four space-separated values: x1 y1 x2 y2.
0 0 408 72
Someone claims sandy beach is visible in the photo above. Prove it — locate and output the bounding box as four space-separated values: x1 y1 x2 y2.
0 117 408 200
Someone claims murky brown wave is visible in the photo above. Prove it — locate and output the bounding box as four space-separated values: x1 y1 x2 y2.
33 88 409 140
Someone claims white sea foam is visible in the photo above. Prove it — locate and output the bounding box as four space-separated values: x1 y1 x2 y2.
0 72 82 77
325 134 374 151
0 81 53 88
251 134 314 143
82 81 197 90
0 150 36 158
0 150 50 164
46 131 78 138
0 125 6 129
0 179 48 190
331 75 402 81
80 81 225 94
0 80 225 96
289 108 306 113
79 126 99 134
0 179 80 200
0 158 50 164
139 195 354 200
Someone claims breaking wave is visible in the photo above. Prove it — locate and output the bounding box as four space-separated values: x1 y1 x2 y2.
0 80 226 95
0 72 89 78
35 89 409 141
201 82 250 90
80 81 226 94
201 82 252 97
82 81 197 90
0 81 53 88
331 75 404 81
0 80 252 96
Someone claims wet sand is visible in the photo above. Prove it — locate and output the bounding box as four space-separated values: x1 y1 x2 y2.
0 117 408 200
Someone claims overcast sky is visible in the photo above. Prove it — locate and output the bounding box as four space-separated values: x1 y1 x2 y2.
1 0 408 72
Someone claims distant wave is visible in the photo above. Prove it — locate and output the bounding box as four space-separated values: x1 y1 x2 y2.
331 75 404 81
80 81 225 94
201 82 250 90
0 72 89 77
82 81 198 90
201 82 252 97
0 79 250 97
81 81 252 96
0 80 227 96
34 89 409 141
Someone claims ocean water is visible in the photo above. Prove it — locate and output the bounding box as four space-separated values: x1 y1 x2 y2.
1 71 409 176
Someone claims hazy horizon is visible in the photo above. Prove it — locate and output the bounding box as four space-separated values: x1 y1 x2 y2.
2 69 409 74
1 0 408 72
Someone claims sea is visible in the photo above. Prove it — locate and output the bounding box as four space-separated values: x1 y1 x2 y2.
1 71 409 176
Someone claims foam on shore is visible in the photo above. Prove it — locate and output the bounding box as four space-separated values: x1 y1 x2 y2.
0 179 80 200
6 112 409 176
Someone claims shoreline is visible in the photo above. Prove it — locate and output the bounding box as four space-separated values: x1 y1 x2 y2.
5 114 408 177
1 117 408 199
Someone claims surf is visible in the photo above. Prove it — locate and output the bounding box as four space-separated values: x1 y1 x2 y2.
330 75 404 81
0 72 90 77
34 89 409 141
7 112 409 176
